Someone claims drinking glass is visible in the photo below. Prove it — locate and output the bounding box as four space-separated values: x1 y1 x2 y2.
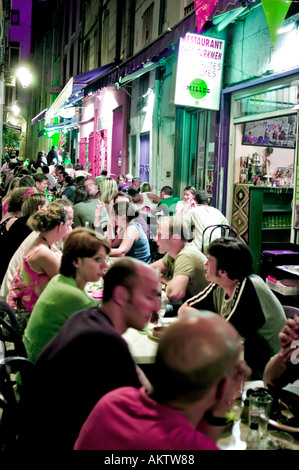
157 292 168 326
249 390 273 439
264 430 294 450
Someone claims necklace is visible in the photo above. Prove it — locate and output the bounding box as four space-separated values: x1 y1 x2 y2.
39 234 51 249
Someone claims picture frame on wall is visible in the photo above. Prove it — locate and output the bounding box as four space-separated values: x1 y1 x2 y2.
242 115 297 149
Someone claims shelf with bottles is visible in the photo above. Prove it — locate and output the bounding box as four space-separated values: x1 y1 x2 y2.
262 214 292 229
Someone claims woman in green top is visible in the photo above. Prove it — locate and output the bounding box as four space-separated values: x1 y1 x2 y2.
23 227 111 362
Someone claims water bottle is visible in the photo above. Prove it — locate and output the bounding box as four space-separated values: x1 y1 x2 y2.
246 421 260 450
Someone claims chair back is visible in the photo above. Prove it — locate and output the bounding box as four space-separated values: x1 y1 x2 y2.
0 301 27 358
282 305 299 319
201 224 232 253
0 356 34 450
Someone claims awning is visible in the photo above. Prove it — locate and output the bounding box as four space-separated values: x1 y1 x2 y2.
38 118 79 138
85 1 247 95
31 108 48 126
44 63 115 124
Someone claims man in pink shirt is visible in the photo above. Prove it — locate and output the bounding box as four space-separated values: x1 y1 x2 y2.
74 311 249 450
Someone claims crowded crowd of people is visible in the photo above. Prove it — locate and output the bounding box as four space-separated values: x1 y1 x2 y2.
0 150 297 452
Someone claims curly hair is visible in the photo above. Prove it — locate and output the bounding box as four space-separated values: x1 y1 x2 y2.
27 201 67 233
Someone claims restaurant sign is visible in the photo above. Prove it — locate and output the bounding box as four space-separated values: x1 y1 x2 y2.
174 33 225 110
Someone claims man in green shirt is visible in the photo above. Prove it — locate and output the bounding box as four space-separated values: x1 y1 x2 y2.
151 216 209 311
156 186 181 216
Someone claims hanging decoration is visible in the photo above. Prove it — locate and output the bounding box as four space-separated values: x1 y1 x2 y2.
261 0 292 46
58 130 67 153
194 0 219 33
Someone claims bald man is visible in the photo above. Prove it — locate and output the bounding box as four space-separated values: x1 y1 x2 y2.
20 258 160 451
74 311 249 450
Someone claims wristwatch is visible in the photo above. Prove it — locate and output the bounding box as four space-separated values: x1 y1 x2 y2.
204 410 235 426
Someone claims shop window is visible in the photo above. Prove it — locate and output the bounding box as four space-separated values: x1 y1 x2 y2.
234 84 298 118
11 10 19 25
188 110 216 197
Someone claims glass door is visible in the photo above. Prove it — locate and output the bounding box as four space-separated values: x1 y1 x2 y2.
188 110 215 199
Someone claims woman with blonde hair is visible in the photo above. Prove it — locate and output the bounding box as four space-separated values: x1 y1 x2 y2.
6 202 69 331
99 177 118 205
23 227 110 362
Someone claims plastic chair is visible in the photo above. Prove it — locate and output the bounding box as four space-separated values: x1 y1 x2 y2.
282 305 299 319
0 301 27 358
201 224 232 253
0 356 34 451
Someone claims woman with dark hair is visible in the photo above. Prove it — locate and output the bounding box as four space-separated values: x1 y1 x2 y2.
23 228 110 362
61 175 75 203
175 185 198 217
0 186 32 235
109 201 150 263
1 176 21 217
6 202 69 331
73 185 109 230
0 191 47 284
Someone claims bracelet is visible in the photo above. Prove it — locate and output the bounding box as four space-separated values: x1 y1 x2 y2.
204 410 235 426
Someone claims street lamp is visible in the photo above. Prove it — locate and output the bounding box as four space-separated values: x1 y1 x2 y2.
16 66 32 88
12 102 20 116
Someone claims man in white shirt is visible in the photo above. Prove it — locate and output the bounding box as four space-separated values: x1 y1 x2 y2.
184 190 229 253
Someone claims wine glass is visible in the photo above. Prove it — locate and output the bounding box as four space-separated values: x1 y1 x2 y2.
157 293 168 326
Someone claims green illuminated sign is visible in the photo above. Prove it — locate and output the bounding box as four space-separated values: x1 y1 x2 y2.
188 78 209 100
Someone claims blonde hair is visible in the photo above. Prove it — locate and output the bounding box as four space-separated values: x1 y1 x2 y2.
27 201 67 233
22 193 47 218
100 177 118 204
140 182 151 193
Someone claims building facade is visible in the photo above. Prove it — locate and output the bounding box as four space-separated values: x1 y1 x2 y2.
28 0 299 225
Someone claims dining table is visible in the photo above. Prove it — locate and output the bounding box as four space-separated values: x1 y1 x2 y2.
122 318 178 364
218 380 299 450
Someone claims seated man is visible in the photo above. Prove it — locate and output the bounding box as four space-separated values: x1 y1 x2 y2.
19 258 160 450
156 186 181 216
151 216 209 309
184 190 229 252
263 316 299 388
178 238 286 380
74 311 249 450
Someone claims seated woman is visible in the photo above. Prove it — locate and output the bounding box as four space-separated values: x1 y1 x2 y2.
0 191 47 284
0 186 32 235
175 185 198 217
6 202 69 333
23 228 111 362
108 201 150 263
60 175 76 203
1 176 21 217
73 185 109 230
